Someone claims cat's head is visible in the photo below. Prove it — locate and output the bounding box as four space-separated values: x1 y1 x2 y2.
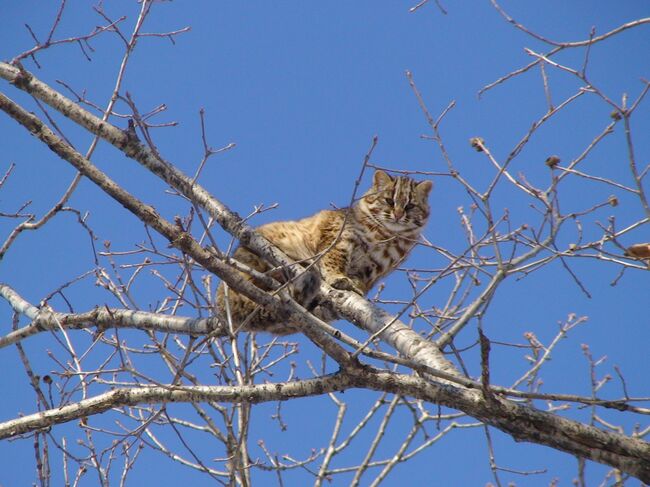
359 170 432 232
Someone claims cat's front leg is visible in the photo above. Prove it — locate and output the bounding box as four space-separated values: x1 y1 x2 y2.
320 247 365 295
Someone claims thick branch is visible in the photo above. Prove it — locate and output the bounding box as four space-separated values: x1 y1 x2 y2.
0 373 353 440
357 371 650 484
0 284 225 348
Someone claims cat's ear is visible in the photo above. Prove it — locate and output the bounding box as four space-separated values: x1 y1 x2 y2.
416 180 433 198
373 170 393 188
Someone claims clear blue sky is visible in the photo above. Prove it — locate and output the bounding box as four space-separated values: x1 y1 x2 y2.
1 1 649 485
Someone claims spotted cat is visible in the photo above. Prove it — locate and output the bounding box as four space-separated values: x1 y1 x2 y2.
217 170 432 334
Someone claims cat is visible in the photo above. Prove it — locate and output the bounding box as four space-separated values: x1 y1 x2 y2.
216 170 433 335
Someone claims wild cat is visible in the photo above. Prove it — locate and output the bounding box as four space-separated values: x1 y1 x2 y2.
217 170 432 334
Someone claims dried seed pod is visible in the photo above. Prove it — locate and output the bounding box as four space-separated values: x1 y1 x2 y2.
545 155 561 168
608 195 619 207
624 243 650 259
610 110 622 121
470 137 485 152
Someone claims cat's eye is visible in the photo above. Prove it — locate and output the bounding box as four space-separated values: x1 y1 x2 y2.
385 198 395 206
405 203 415 211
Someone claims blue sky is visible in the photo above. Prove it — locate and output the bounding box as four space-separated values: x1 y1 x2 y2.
1 1 649 485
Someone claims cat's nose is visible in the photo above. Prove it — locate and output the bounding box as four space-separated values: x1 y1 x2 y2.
394 208 404 220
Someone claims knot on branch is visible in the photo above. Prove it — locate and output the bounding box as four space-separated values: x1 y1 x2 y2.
172 231 193 250
123 119 140 144
10 63 33 90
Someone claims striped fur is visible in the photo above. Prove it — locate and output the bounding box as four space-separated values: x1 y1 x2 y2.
217 170 432 334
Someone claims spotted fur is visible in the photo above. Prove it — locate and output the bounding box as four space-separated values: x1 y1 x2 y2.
217 170 433 334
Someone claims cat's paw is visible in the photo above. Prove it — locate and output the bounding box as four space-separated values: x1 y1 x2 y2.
329 276 364 295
